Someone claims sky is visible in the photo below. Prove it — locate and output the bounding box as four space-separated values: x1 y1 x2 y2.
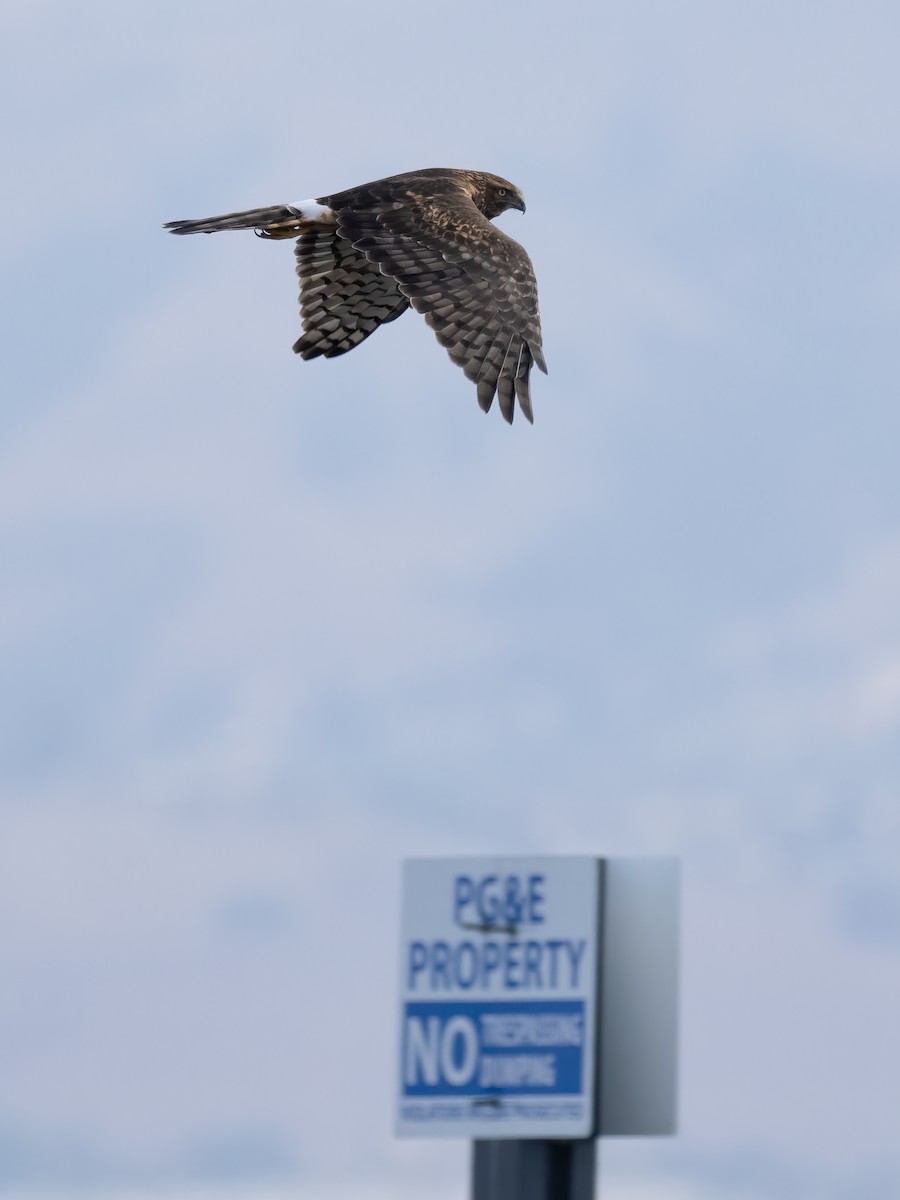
2 1 900 1197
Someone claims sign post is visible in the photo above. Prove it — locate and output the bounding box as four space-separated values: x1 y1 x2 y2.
395 856 679 1200
471 1137 596 1200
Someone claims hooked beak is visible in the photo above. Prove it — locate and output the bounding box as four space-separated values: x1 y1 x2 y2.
510 196 526 214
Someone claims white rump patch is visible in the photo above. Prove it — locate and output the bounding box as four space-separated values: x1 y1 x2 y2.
287 199 336 224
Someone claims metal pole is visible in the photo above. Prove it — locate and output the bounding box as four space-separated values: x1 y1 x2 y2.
471 1139 596 1200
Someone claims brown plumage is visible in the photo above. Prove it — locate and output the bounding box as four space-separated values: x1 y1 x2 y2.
164 168 546 424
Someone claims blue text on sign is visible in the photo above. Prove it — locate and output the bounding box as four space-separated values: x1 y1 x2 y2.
454 873 545 928
408 937 587 992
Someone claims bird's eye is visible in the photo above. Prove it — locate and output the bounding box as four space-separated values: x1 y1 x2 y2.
498 187 507 196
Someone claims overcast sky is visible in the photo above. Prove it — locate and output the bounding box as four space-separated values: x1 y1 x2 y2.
3 2 900 1198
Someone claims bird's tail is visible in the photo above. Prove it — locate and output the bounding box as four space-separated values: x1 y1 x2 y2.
164 205 302 238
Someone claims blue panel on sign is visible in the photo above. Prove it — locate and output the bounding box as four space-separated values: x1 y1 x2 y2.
402 1000 585 1098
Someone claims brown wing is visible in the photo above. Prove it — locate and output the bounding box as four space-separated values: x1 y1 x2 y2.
326 178 546 423
292 225 409 360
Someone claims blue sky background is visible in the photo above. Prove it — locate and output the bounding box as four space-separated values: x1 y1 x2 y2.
3 2 900 1197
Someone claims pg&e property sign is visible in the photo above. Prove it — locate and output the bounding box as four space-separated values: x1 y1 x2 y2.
396 857 602 1139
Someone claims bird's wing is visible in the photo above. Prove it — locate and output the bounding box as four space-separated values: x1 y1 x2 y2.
330 181 546 423
292 225 409 359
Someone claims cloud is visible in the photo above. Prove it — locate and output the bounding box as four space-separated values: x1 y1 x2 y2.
4 0 900 1195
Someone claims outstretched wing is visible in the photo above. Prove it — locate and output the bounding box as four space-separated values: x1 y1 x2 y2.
329 180 546 423
292 225 409 359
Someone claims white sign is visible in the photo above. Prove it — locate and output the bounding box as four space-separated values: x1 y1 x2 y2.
396 856 602 1139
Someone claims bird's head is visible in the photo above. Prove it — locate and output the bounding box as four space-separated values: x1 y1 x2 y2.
475 173 527 219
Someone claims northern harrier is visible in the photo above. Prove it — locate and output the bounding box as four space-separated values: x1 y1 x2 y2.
165 168 546 424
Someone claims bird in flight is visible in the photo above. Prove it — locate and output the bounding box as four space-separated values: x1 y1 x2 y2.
165 168 546 424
